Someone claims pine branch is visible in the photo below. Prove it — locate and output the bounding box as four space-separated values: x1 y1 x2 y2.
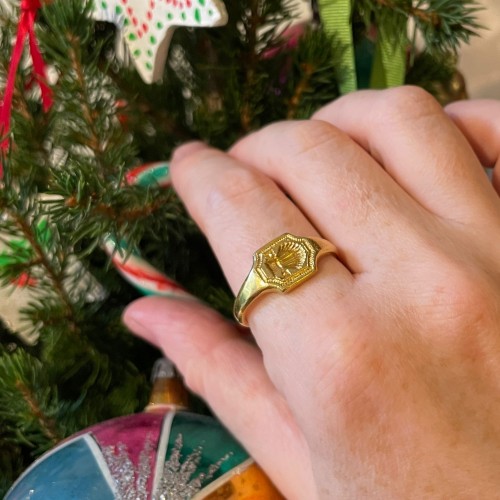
8 211 78 328
287 62 315 119
411 0 482 53
67 41 109 173
240 0 264 132
64 186 174 225
15 380 61 444
284 27 342 119
0 351 65 453
354 0 482 53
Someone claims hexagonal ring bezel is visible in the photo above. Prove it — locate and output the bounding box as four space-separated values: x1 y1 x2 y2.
253 233 321 292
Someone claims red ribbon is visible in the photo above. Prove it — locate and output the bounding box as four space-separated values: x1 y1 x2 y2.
0 0 53 174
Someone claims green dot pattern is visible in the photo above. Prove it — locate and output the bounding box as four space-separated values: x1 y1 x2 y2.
93 0 227 79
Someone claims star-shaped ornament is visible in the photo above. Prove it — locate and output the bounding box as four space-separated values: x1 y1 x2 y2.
93 0 228 83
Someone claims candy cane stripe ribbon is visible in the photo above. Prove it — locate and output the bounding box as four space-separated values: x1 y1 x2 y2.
103 162 192 299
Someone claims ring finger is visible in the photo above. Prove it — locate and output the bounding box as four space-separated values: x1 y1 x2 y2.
170 142 354 394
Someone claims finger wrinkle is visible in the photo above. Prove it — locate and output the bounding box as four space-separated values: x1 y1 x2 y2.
204 167 276 215
287 120 350 160
183 334 252 397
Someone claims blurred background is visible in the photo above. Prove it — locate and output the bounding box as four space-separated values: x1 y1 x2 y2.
457 0 500 98
293 0 500 99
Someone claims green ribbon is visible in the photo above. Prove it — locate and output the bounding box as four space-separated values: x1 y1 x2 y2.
370 24 406 89
318 0 357 94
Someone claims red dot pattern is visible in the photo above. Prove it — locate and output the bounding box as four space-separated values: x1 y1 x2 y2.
118 0 198 39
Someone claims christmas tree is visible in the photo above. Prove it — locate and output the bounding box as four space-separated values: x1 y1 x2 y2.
0 0 481 492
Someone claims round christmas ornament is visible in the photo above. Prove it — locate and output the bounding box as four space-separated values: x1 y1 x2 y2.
92 0 228 83
6 358 284 499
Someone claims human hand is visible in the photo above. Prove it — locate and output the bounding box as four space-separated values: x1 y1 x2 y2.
124 87 500 499
446 99 500 195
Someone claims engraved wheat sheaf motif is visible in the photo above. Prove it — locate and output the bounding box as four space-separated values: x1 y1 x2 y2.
264 241 308 279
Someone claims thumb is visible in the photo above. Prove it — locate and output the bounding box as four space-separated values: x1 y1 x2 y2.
123 296 316 499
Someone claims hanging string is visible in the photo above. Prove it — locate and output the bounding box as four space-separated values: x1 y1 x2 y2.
0 0 53 174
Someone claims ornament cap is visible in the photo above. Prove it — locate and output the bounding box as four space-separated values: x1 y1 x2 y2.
145 358 189 412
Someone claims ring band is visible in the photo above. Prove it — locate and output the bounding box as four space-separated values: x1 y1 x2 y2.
234 233 337 327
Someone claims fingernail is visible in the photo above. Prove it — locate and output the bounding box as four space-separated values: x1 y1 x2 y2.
171 141 207 164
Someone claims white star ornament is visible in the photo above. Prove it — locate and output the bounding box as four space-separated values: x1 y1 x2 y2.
93 0 228 83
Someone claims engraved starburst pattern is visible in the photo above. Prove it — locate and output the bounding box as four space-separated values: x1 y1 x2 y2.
255 233 318 290
263 241 308 279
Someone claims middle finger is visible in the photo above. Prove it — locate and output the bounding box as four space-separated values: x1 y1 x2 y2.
229 119 427 273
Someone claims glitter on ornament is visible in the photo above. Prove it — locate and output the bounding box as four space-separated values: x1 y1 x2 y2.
102 435 154 500
92 0 228 83
155 434 229 500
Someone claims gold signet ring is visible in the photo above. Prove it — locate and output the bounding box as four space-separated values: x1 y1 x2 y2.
234 233 337 327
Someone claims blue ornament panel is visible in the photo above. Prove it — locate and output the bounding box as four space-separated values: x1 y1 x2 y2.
5 435 116 500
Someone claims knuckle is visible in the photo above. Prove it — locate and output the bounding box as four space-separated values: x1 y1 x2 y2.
310 313 381 411
312 339 390 434
413 260 500 375
374 85 442 125
205 165 272 215
288 119 347 160
183 336 261 408
449 273 496 329
422 259 499 339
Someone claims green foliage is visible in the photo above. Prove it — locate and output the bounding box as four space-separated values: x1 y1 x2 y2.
353 0 482 53
0 0 480 492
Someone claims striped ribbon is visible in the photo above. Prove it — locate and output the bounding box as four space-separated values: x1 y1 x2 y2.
317 0 357 94
370 22 407 89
